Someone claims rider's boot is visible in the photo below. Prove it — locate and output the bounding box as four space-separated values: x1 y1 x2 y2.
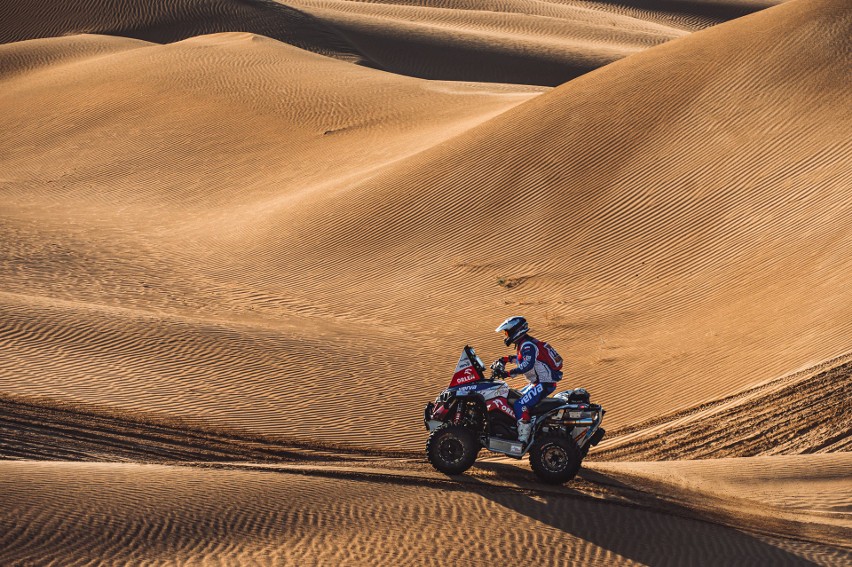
517 420 532 444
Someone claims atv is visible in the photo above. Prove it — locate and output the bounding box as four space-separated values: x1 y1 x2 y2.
424 345 605 484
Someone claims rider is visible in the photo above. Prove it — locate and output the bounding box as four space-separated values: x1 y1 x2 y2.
494 316 563 444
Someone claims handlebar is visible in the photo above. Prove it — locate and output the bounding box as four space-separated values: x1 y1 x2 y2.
490 359 508 379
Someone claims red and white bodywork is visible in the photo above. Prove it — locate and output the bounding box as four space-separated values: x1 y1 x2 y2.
449 350 483 387
448 349 516 419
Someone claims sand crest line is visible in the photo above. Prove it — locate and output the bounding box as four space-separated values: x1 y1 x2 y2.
596 354 852 459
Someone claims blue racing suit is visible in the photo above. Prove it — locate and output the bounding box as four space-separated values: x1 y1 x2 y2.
503 336 563 419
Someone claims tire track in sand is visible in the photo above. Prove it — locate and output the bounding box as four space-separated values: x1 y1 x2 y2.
593 355 852 461
3 460 844 566
2 358 851 552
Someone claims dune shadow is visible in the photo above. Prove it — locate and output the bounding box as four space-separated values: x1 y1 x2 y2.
460 461 824 566
2 0 366 65
589 0 762 23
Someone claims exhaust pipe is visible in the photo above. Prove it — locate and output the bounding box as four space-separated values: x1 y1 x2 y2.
564 418 596 426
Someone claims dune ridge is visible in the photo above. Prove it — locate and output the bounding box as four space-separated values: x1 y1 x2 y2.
283 0 786 84
595 357 852 460
0 0 365 63
0 0 780 85
286 0 692 84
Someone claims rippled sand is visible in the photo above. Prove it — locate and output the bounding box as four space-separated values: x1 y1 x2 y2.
1 0 849 564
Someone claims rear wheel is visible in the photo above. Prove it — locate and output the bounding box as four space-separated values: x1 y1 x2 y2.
529 434 582 484
426 425 479 475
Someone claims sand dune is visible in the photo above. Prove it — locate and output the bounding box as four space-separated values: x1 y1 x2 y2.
1 460 848 566
0 0 779 85
286 0 692 85
1 0 850 450
595 357 852 460
1 0 849 563
0 0 364 62
284 0 785 84
593 453 852 524
0 31 543 446
246 0 850 439
0 389 417 462
588 454 852 547
3 359 847 464
571 0 786 29
3 390 848 564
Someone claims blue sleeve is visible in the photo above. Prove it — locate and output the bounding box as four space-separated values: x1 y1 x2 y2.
509 343 537 375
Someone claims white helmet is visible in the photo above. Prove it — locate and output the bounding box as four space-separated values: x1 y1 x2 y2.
496 316 529 347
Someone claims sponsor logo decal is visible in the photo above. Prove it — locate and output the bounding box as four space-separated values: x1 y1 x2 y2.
486 397 516 419
449 349 481 387
453 366 478 384
454 351 473 372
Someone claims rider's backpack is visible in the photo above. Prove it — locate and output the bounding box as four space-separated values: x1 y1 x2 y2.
528 337 563 380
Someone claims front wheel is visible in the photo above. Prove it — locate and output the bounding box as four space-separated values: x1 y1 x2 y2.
529 434 582 484
426 425 479 475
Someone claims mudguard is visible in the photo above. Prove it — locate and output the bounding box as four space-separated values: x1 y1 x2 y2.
528 403 604 453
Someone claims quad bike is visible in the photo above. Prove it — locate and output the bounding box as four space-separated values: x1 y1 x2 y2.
424 345 605 484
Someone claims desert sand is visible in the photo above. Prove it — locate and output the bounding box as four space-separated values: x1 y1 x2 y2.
1 0 850 564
